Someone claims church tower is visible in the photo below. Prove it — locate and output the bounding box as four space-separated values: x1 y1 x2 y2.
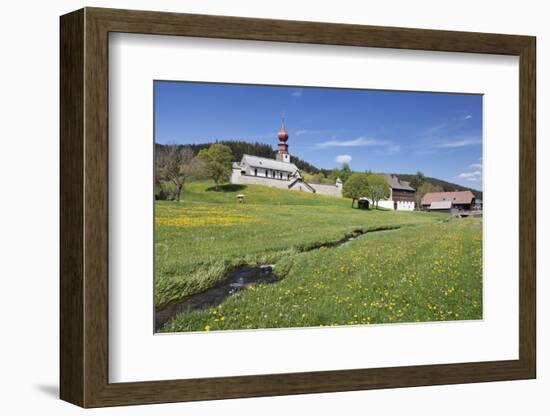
276 119 291 163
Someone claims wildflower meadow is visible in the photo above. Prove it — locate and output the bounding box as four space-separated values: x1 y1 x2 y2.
156 181 482 332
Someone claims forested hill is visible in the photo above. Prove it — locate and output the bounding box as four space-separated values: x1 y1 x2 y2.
388 173 482 199
156 141 481 199
156 141 321 174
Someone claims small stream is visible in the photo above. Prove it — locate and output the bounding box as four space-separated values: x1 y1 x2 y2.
155 265 278 330
155 226 400 330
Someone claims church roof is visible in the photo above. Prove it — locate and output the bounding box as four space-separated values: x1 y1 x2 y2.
240 154 299 173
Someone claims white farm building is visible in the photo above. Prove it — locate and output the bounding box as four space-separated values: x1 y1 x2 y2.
377 174 416 211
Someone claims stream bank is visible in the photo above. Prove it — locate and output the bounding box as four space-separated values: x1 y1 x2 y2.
155 226 401 331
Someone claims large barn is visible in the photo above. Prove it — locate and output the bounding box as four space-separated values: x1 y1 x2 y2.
421 190 476 212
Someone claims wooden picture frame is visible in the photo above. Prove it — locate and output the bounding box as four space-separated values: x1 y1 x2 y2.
60 7 536 408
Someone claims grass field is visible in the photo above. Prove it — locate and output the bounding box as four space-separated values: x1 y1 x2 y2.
155 181 482 332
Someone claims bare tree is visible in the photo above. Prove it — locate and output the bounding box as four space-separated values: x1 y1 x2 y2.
156 144 193 201
183 156 209 182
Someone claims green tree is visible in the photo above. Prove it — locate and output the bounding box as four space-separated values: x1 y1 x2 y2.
342 173 370 208
311 172 327 184
365 173 391 208
198 144 234 190
410 171 426 190
340 163 352 183
415 182 444 208
329 167 342 182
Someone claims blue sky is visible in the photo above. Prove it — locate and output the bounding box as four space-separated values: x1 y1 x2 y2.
154 81 483 190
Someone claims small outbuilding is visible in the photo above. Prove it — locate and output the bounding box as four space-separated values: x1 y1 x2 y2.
358 197 370 210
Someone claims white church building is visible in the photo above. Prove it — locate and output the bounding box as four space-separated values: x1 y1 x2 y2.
230 121 415 209
230 121 343 197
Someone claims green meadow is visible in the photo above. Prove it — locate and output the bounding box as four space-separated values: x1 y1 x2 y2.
155 181 482 332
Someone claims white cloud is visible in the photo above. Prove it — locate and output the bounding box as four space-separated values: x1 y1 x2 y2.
295 128 346 137
316 136 398 153
422 113 473 136
435 137 482 148
387 144 401 153
335 154 352 164
456 170 482 179
456 159 483 182
317 137 379 147
290 89 303 97
421 122 448 136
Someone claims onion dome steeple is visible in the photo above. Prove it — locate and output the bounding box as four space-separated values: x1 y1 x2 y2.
278 119 289 142
276 118 290 163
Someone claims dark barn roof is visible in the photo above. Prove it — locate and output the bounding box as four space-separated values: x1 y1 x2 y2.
384 174 415 191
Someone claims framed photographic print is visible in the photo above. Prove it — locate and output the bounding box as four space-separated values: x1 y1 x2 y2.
60 7 536 408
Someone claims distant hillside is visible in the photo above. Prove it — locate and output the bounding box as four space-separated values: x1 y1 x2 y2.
156 141 481 199
388 173 482 199
156 141 321 174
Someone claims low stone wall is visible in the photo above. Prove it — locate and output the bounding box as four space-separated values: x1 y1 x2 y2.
231 170 343 197
231 171 417 209
309 183 342 197
231 170 294 190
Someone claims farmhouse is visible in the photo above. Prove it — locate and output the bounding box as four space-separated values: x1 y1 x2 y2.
230 121 343 197
421 190 476 212
376 174 416 211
